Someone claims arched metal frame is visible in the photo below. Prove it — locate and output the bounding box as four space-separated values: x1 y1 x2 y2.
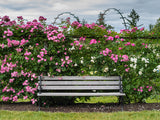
52 12 80 25
103 8 127 29
52 9 127 29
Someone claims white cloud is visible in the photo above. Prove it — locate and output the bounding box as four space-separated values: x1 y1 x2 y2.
52 2 69 11
0 0 159 31
82 10 102 15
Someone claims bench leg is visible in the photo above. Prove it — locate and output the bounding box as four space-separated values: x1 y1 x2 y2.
119 96 124 111
38 96 41 111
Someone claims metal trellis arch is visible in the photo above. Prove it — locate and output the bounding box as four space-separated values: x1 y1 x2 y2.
103 8 127 29
52 12 80 25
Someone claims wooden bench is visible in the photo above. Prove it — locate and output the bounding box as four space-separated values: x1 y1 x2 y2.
37 76 125 111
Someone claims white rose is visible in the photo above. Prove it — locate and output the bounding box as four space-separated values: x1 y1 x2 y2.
157 65 160 70
29 45 33 50
148 44 151 49
91 56 96 60
153 49 156 53
153 69 157 72
145 64 147 67
133 64 137 69
103 67 109 72
91 60 94 63
47 73 51 76
142 57 149 63
90 71 93 75
71 46 75 50
69 46 75 51
130 64 133 68
130 57 137 63
80 57 84 60
130 64 136 69
138 71 142 75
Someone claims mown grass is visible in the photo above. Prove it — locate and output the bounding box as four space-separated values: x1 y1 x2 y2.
0 96 160 120
0 110 160 120
76 96 118 103
76 95 160 104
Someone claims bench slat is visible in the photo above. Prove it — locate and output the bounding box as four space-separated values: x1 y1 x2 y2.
38 81 120 86
39 76 120 81
38 86 120 90
37 92 125 96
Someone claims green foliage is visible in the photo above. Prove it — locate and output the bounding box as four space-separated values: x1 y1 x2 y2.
151 18 160 35
96 12 114 30
0 16 160 106
125 9 142 29
61 19 160 103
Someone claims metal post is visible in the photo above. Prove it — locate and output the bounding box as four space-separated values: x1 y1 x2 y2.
39 96 41 111
38 76 42 111
121 96 124 111
119 76 124 111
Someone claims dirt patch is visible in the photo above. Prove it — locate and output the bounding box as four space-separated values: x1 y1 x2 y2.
1 102 160 112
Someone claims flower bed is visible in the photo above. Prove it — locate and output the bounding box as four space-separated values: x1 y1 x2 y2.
0 16 160 105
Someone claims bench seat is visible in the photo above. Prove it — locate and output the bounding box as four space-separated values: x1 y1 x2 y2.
38 92 126 96
37 76 125 111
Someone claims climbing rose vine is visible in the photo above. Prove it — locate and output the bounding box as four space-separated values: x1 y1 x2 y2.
0 16 160 105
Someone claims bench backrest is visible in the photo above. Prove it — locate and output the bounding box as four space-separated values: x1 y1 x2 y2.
38 76 123 93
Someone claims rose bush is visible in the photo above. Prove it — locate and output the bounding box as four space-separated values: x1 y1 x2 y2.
0 16 83 105
0 16 159 105
63 19 160 103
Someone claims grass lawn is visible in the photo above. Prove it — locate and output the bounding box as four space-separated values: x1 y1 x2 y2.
0 96 160 120
76 96 119 103
76 96 160 104
0 110 160 120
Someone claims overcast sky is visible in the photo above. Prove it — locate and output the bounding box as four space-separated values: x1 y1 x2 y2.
0 0 159 32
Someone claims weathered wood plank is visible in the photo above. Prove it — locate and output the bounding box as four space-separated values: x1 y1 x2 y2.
37 92 126 96
38 86 120 90
38 81 120 85
39 76 121 81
